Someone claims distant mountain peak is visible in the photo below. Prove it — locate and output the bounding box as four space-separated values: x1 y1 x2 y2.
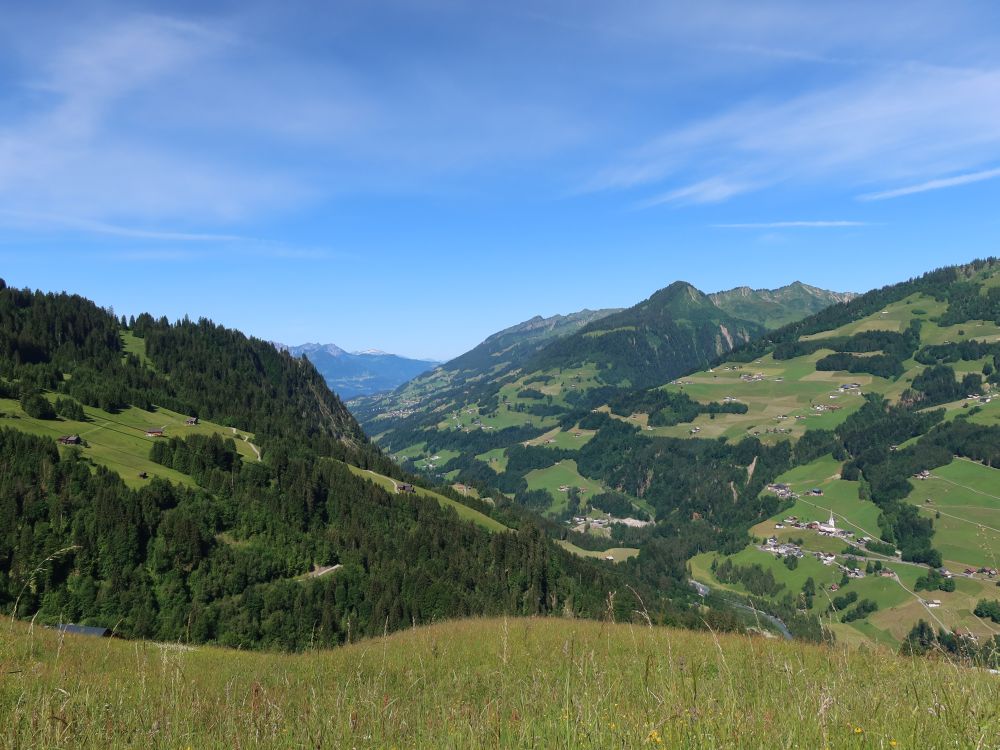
279 341 347 357
282 342 439 399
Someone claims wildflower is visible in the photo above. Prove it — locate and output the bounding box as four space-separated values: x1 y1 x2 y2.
890 741 898 747
647 729 664 745
854 726 863 734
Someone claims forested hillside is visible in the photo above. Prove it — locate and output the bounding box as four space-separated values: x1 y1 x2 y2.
526 281 769 389
0 282 678 649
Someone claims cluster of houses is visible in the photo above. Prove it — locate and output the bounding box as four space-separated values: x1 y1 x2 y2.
812 403 843 413
753 427 792 436
760 536 879 578
962 566 999 578
842 564 866 579
761 537 803 558
571 515 608 530
379 397 422 421
58 434 82 445
740 372 767 383
770 507 865 544
838 383 862 393
569 515 653 532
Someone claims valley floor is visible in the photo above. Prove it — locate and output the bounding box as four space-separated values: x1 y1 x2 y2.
2 617 998 748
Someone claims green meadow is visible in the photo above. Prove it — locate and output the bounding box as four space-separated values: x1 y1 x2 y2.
0 396 258 489
5 616 999 749
524 459 607 515
524 426 596 450
800 293 947 340
414 448 460 470
475 447 508 472
651 351 879 442
905 459 1000 569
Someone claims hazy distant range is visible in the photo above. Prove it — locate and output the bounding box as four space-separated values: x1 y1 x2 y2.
277 342 439 399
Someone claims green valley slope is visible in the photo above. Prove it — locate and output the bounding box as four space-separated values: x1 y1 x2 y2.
653 259 1000 647
358 279 853 526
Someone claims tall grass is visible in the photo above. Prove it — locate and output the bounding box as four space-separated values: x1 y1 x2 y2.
2 616 998 748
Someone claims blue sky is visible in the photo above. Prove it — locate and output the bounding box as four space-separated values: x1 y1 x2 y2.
3 1 1000 360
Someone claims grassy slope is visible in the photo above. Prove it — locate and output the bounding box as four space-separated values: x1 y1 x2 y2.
524 459 607 516
0 396 258 489
345 461 641 561
555 540 638 562
342 463 508 533
3 617 998 749
905 459 1000 569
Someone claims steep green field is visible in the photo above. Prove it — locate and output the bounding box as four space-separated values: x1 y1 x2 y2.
800 293 946 340
555 540 639 562
524 425 597 450
905 459 1000 569
524 459 607 515
652 351 884 442
475 447 508 472
0 396 258 488
343 463 508 533
4 617 997 749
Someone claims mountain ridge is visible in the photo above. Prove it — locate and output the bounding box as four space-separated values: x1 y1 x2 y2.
708 281 857 330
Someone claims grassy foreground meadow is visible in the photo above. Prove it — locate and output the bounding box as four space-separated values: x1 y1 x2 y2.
3 618 999 749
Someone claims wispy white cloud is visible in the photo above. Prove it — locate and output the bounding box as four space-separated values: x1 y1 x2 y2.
588 23 1000 206
107 245 342 263
0 13 311 223
858 166 1000 201
714 220 869 228
111 249 198 262
640 177 757 207
0 210 246 241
